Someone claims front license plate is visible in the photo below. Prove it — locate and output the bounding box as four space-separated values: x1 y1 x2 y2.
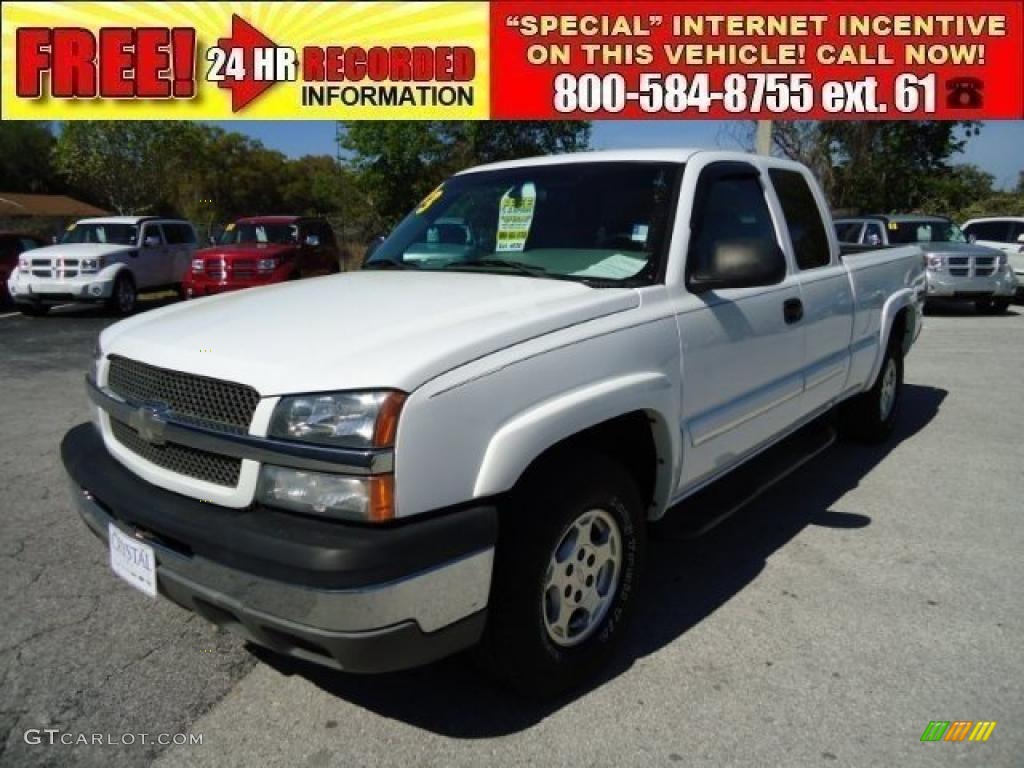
108 523 157 598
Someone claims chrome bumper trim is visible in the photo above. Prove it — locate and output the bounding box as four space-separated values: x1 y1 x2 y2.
86 374 393 475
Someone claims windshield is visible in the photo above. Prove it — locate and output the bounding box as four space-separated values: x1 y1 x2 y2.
60 223 138 246
219 222 298 245
886 220 966 244
364 162 682 285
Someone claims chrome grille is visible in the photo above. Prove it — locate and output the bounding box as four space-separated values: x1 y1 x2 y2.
205 257 226 279
110 418 241 487
945 255 999 278
107 355 259 433
233 259 257 278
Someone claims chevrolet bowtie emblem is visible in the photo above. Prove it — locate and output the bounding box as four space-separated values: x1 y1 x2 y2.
129 404 170 445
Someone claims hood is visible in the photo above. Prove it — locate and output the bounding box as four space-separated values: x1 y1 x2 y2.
916 241 1003 256
101 271 639 395
196 243 297 261
24 242 136 260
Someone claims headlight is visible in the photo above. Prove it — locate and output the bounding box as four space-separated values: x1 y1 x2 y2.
19 256 30 272
81 256 104 273
256 257 278 272
256 467 394 522
997 253 1007 267
927 255 944 270
191 258 204 273
268 391 406 448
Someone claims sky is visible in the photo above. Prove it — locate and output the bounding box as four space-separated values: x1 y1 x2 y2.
210 120 1024 191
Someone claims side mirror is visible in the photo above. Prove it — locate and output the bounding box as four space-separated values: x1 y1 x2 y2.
688 238 786 293
208 235 217 246
1016 233 1024 244
967 233 978 243
143 235 161 248
304 234 320 248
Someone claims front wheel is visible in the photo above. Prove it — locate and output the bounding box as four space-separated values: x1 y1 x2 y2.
839 336 904 443
107 273 137 316
478 455 646 698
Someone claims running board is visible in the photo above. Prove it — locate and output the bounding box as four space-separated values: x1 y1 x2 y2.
653 418 837 540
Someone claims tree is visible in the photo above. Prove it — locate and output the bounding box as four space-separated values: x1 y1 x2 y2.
339 121 590 228
0 122 58 193
53 122 202 214
738 120 981 214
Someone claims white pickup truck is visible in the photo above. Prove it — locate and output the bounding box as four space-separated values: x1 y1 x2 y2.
8 216 198 316
62 150 924 696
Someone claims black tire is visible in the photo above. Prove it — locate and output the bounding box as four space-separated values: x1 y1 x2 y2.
478 454 646 698
107 272 137 316
18 303 49 317
840 333 904 443
975 298 1010 315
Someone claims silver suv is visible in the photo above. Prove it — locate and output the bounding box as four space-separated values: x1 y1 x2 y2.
834 215 1017 313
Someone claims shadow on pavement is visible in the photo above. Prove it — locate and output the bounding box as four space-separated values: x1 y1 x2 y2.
923 299 1020 318
251 383 948 737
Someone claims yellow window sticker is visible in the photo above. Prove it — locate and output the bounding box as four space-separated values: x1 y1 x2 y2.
225 222 235 231
416 184 444 215
888 221 899 230
496 183 537 253
66 223 76 231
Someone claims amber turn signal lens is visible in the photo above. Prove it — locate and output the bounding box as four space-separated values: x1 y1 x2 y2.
368 474 395 522
373 392 406 447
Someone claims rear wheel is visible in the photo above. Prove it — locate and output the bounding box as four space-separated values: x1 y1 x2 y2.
478 455 646 698
839 332 904 443
107 273 137 316
975 298 1010 314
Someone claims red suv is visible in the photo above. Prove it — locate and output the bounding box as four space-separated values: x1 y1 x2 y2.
184 216 340 298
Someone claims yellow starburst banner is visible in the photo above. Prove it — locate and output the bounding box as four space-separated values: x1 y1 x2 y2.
1 1 489 119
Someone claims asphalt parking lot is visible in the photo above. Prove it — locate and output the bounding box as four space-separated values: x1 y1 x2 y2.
1 299 1022 767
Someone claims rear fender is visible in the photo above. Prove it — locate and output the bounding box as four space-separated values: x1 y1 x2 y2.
866 288 918 388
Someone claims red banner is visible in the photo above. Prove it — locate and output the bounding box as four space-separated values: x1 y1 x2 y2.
491 1 1024 119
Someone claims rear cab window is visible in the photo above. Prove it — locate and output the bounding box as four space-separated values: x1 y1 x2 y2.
769 169 831 269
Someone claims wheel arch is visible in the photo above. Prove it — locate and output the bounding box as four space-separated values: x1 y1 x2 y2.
866 289 916 389
472 373 680 520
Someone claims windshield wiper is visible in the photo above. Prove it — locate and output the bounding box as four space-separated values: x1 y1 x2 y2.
443 259 549 277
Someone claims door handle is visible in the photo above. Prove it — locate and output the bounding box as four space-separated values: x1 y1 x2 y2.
783 298 804 324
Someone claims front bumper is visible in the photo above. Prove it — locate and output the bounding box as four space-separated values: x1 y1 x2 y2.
925 270 1017 299
8 274 113 304
183 269 288 297
62 422 496 672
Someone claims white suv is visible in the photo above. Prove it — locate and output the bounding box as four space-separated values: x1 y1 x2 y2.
962 217 1024 294
7 216 198 316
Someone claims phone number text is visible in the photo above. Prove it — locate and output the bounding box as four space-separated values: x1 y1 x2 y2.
552 73 937 114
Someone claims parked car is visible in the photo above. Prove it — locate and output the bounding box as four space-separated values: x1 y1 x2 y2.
64 150 925 696
962 216 1024 294
834 214 1017 313
0 232 45 305
183 216 340 298
6 216 198 316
